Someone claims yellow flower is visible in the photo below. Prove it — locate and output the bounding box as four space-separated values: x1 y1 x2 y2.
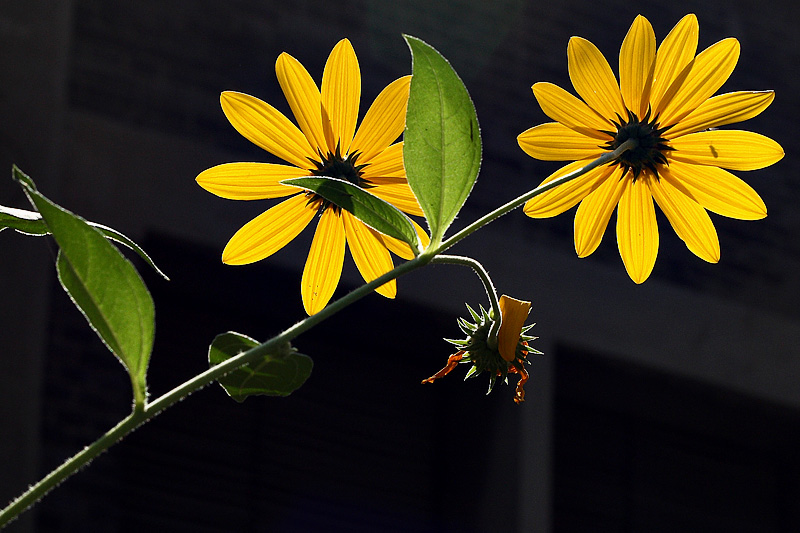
518 14 784 283
422 295 540 404
197 39 427 314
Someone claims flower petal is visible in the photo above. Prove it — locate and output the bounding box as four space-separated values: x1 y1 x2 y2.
518 122 605 161
650 174 719 263
222 194 316 265
321 39 360 155
301 207 346 315
378 217 430 260
498 295 532 362
658 38 740 127
350 76 411 162
665 91 775 138
649 13 698 112
275 52 327 155
220 91 317 170
662 160 766 220
367 179 424 216
531 82 613 138
567 36 627 121
524 160 614 218
342 210 396 298
668 130 784 170
616 175 658 283
361 142 405 179
196 162 307 200
619 15 656 118
574 165 626 257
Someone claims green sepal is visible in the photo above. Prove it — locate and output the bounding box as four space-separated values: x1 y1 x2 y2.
208 332 313 402
14 166 154 406
282 176 421 253
402 36 481 246
464 365 478 380
465 303 481 323
487 373 498 394
457 317 477 334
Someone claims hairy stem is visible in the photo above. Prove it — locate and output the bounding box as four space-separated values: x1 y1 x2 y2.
0 254 430 527
0 411 144 528
431 254 501 348
435 138 637 254
1 142 636 527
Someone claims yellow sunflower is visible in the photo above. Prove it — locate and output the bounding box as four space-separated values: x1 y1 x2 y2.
518 14 784 283
197 39 427 314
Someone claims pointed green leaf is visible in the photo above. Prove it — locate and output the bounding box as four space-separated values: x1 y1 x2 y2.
403 36 482 245
13 168 154 405
208 332 313 402
91 222 170 281
4 168 168 279
283 175 421 252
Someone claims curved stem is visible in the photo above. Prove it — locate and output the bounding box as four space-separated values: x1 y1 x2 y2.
431 254 501 348
2 140 638 527
0 411 145 529
0 253 431 527
146 253 429 417
434 138 636 255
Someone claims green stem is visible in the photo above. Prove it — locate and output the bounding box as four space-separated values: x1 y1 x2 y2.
0 411 145 529
434 138 636 254
146 254 429 416
431 254 501 348
1 141 637 528
0 254 431 528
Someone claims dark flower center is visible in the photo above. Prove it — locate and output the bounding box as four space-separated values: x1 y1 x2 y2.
602 109 673 180
308 145 371 213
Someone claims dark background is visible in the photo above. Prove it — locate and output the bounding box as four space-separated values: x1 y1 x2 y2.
1 1 799 531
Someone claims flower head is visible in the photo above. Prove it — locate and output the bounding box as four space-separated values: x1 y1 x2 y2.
422 295 541 404
518 14 784 283
197 39 427 314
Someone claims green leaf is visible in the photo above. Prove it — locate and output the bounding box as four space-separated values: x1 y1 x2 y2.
91 222 170 281
402 36 482 246
208 332 313 402
283 176 420 252
0 205 49 235
14 167 154 405
4 167 169 280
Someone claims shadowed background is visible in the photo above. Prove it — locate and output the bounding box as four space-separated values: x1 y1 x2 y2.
1 0 799 531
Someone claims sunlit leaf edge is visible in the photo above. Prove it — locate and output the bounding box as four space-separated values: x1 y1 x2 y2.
14 168 154 401
402 35 482 245
6 166 168 279
208 332 314 402
282 175 421 252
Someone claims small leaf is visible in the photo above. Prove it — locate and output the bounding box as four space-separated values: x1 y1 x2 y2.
208 332 313 402
283 175 420 252
403 36 482 245
14 168 154 405
5 167 168 280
